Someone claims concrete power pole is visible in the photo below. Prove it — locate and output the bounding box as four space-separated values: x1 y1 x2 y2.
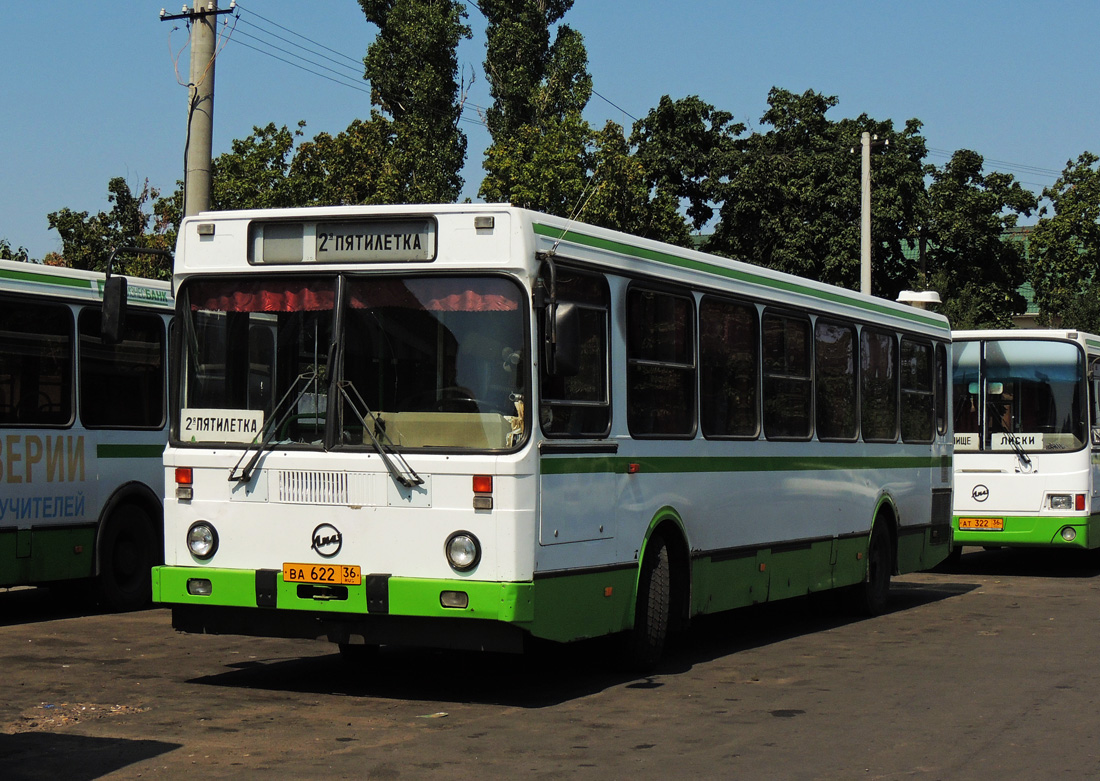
161 2 235 218
856 131 889 296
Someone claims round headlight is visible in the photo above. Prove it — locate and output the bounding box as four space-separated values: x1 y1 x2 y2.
187 522 219 559
1061 526 1077 542
445 531 481 571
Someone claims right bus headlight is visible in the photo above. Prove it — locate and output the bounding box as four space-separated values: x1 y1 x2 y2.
187 521 219 560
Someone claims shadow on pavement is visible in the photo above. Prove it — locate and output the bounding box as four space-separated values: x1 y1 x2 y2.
0 733 179 781
0 586 158 629
935 546 1100 579
186 577 976 708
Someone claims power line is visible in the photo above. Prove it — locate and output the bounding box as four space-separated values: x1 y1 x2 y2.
234 2 362 67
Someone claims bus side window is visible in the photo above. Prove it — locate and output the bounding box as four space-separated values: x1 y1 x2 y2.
79 308 166 429
539 269 611 438
626 287 696 438
861 328 899 443
901 338 934 443
0 297 74 427
700 296 759 439
762 311 812 440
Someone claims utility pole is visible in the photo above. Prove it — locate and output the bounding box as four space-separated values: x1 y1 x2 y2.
161 2 235 217
855 131 888 296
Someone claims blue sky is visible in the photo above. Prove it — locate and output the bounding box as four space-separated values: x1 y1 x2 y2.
3 1 1097 261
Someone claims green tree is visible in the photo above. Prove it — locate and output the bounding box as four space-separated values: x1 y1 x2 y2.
1029 152 1100 329
358 0 470 203
630 95 744 232
48 178 171 278
478 0 593 214
920 149 1036 329
0 239 29 262
706 88 927 297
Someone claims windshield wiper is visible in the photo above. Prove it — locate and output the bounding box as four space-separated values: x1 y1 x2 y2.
229 371 321 484
987 402 1033 470
337 381 424 489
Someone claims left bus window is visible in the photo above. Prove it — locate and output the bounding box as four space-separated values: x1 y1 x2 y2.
179 277 335 445
78 309 165 429
0 299 73 427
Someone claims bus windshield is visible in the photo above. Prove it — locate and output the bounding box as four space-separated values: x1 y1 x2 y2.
177 274 528 450
953 338 1086 452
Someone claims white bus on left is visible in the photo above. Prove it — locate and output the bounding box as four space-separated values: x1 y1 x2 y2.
0 258 172 609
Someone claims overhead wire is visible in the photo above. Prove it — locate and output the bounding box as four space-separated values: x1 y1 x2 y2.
227 2 489 130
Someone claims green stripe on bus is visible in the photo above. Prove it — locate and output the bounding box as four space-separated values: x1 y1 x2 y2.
96 443 165 459
532 222 945 328
540 454 949 475
0 267 90 289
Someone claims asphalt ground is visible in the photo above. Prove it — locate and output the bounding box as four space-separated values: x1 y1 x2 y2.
2 546 1100 780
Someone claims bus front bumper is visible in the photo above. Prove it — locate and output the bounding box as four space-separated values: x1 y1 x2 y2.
952 514 1100 550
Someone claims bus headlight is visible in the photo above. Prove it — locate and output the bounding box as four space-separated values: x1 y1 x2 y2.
187 522 219 560
1061 526 1077 542
445 531 480 572
1049 494 1073 511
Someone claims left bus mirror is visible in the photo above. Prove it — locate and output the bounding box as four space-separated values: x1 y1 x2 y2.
101 275 127 344
546 301 580 377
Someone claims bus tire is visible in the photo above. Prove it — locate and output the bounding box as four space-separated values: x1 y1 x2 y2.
853 523 892 616
98 504 156 612
626 533 671 670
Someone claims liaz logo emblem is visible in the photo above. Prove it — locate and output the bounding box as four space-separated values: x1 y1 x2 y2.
972 485 990 503
311 523 342 558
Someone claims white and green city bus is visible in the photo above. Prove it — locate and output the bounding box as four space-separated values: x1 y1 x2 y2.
0 258 172 610
152 205 952 666
952 329 1100 552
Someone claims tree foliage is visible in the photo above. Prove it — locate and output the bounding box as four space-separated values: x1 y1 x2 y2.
920 149 1036 329
706 88 927 297
0 239 29 262
478 0 592 215
47 178 172 278
358 0 470 203
1028 152 1100 329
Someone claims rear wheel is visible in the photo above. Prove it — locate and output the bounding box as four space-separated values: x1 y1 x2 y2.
98 504 157 612
625 533 671 671
852 523 892 616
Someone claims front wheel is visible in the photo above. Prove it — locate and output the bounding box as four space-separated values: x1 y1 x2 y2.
98 504 157 612
625 534 671 671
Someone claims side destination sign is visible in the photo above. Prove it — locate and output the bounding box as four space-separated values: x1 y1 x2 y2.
181 409 264 444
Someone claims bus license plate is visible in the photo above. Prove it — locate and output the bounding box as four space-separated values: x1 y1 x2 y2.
958 518 1004 531
282 563 362 586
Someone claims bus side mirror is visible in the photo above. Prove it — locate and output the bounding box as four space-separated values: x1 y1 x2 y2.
545 301 580 377
101 275 128 345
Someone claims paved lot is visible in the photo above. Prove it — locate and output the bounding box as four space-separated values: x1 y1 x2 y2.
3 547 1100 779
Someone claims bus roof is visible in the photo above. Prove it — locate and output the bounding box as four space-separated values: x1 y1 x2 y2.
0 258 172 310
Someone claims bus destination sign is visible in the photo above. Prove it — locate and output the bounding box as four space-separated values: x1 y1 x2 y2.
316 220 435 263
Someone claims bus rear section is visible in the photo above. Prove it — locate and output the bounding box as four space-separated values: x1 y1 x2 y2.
952 331 1100 550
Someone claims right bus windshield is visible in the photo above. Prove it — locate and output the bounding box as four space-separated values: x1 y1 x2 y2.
953 339 1086 452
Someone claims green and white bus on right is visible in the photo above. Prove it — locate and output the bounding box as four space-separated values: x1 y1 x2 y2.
952 329 1100 551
